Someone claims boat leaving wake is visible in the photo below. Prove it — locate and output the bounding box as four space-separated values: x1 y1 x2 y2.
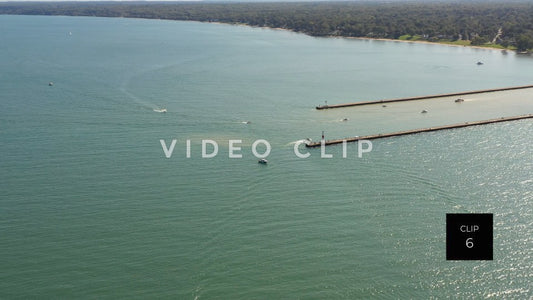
153 108 167 113
286 138 312 146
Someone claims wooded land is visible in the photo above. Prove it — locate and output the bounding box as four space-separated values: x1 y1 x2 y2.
1 1 532 51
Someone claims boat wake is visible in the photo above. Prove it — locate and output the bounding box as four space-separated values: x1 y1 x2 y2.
286 138 312 146
119 86 162 111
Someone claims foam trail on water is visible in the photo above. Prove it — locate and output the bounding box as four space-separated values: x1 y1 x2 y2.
286 138 312 146
119 87 158 110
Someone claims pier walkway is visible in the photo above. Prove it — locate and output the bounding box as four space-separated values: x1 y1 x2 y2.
316 84 533 110
305 114 533 147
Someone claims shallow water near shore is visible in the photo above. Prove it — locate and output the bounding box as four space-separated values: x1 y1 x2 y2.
0 15 532 298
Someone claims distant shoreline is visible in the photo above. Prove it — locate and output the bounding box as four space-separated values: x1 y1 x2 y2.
345 37 508 52
209 21 511 52
0 14 521 52
2 1 532 52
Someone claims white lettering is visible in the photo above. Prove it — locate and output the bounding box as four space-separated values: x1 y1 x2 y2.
358 140 373 158
229 139 243 158
160 139 177 158
202 140 218 158
293 141 311 158
342 140 347 158
252 139 271 158
321 139 333 158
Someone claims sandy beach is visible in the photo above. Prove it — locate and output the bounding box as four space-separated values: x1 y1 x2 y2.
208 21 511 52
347 36 509 52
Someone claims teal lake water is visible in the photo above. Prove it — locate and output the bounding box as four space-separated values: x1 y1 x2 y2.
1 15 532 298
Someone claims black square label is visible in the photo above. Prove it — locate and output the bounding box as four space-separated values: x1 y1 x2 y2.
446 213 493 260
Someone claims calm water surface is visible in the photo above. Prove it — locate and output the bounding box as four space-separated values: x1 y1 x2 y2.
0 15 532 298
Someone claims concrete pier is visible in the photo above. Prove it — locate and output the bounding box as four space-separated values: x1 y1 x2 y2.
305 114 533 147
316 84 533 110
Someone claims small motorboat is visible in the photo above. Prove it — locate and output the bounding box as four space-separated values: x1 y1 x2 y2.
477 61 484 65
258 158 268 165
154 108 167 113
382 104 387 107
341 118 349 122
48 82 54 86
421 109 428 113
455 98 465 103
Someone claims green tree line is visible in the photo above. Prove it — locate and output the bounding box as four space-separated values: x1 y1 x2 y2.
1 1 533 51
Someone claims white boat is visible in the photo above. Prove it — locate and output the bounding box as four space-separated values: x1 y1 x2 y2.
421 109 428 113
154 108 167 113
258 158 268 164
